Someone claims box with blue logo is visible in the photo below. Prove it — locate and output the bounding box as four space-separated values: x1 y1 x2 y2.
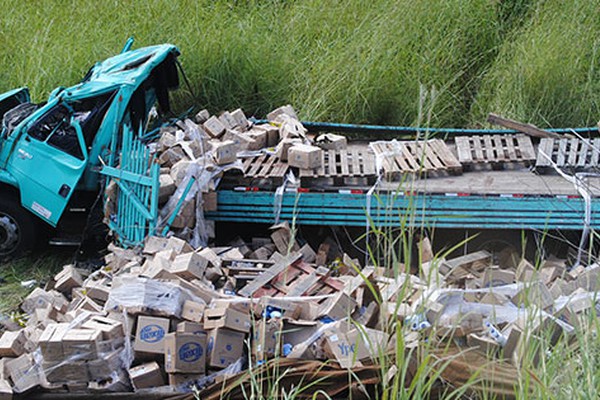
134 316 170 354
164 332 207 373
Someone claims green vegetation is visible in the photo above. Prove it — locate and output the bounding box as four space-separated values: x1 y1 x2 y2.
1 0 600 128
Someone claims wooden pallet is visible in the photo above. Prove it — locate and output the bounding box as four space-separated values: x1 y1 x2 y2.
299 148 377 186
536 138 600 173
455 134 536 169
220 153 289 188
370 139 462 179
237 253 345 299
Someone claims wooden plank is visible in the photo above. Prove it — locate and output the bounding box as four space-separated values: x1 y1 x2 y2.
577 139 589 167
557 139 568 167
516 135 535 161
287 272 321 296
567 139 579 166
429 139 462 169
350 148 360 175
362 150 376 175
536 138 554 167
340 149 349 176
422 141 444 169
487 113 564 139
483 135 494 162
454 136 473 163
492 135 505 161
399 143 419 171
504 135 517 160
591 139 600 167
238 253 302 297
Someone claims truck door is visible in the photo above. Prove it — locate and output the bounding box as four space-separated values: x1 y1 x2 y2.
8 102 88 226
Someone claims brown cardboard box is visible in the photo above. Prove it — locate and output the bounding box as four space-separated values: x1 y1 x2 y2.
82 316 124 341
255 124 280 147
38 323 70 362
245 129 268 149
315 133 347 151
164 332 207 373
6 354 42 393
182 300 205 323
212 140 237 165
177 321 205 335
0 331 26 357
203 116 225 138
288 144 322 170
62 328 102 360
168 252 208 281
0 379 12 399
53 265 84 294
168 373 204 388
43 361 89 383
129 362 164 390
276 138 301 161
203 192 218 212
84 278 111 303
204 307 251 333
230 108 249 129
251 319 282 361
207 328 245 369
87 350 123 380
317 292 357 320
134 316 170 354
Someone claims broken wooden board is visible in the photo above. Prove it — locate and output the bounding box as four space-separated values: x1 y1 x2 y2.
197 359 382 400
299 148 377 186
487 113 564 139
440 250 492 282
455 134 536 170
370 139 462 180
237 253 302 297
535 138 600 173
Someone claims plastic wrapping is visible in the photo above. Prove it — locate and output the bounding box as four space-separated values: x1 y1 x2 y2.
104 276 206 318
274 171 298 224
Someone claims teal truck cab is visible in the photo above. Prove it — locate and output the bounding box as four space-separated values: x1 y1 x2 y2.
0 42 180 258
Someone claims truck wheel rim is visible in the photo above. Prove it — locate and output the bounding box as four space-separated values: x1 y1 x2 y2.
0 214 20 255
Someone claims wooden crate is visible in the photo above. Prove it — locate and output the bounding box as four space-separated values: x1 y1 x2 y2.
536 138 600 173
299 148 377 186
455 134 536 169
370 139 462 180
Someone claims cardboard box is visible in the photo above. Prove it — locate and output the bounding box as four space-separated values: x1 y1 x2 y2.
230 108 249 129
203 116 225 138
245 129 268 149
164 332 207 373
0 331 26 358
204 307 251 333
207 328 245 369
275 138 301 161
43 361 89 383
182 300 205 323
203 192 218 212
38 323 70 362
315 133 347 150
317 292 357 320
129 362 164 390
53 265 84 294
177 321 205 335
168 252 208 281
168 373 204 388
288 144 322 170
62 328 102 360
212 140 237 165
255 124 280 147
82 316 124 341
134 316 170 354
87 350 123 380
251 319 282 361
6 354 42 393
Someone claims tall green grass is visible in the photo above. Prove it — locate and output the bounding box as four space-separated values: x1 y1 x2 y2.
2 0 599 128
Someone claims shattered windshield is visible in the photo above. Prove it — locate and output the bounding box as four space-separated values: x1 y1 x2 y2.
1 103 40 138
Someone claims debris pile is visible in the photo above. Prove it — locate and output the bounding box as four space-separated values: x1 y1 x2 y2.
0 222 598 398
120 105 346 248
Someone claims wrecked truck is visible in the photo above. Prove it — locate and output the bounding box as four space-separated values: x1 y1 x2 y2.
0 41 180 258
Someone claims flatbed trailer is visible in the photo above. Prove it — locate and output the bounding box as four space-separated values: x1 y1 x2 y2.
206 139 600 232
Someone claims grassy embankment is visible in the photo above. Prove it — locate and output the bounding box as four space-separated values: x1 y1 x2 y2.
0 1 599 398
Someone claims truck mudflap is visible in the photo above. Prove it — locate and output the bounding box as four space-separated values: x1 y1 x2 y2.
100 122 159 247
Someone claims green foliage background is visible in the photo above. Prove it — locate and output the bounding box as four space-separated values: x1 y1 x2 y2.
1 0 599 127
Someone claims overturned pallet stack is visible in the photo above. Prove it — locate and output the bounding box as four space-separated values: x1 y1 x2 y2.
370 139 462 180
455 134 536 170
536 138 600 173
299 148 377 186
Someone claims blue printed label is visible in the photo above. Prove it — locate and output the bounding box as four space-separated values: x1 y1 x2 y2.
179 342 203 362
140 325 165 343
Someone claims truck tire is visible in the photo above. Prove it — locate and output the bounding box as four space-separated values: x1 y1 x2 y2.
0 198 37 260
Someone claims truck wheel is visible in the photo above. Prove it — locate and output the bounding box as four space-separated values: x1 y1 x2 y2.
0 198 37 260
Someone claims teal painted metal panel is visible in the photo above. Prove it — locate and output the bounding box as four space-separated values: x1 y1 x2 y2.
205 190 598 230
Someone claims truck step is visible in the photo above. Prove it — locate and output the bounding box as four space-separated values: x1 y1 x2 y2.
48 237 82 247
